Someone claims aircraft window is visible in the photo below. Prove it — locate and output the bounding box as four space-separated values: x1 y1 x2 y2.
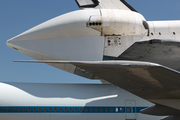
90 108 93 112
84 108 88 112
69 108 73 112
151 33 154 35
7 108 10 112
59 108 62 112
33 108 36 112
12 108 16 112
54 108 57 112
2 108 5 112
127 108 130 112
120 108 123 112
38 108 42 112
64 108 67 112
110 108 113 112
17 108 21 112
74 108 78 112
116 108 118 112
28 108 31 112
173 32 176 35
100 108 103 112
44 108 47 112
159 32 161 35
23 108 26 112
95 108 98 112
79 108 83 112
49 108 52 112
105 108 108 112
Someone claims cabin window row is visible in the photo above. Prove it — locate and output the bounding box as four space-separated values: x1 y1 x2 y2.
1 107 121 112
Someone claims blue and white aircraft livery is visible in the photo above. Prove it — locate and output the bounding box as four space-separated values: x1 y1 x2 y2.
3 0 180 120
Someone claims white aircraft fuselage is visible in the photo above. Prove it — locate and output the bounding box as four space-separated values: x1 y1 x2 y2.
0 82 161 120
6 9 180 76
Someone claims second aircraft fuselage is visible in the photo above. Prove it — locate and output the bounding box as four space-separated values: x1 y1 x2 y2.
0 82 162 120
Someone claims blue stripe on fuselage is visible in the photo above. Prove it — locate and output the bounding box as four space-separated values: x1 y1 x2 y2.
0 106 147 113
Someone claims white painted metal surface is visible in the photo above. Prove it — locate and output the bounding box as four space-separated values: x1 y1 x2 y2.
87 9 147 36
146 21 180 40
0 82 161 120
104 35 143 57
7 8 180 75
7 9 104 74
95 0 133 10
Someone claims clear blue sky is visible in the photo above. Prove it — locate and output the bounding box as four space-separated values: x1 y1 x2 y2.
1 0 180 83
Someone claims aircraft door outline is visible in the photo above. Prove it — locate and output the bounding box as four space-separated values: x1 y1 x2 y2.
125 100 136 120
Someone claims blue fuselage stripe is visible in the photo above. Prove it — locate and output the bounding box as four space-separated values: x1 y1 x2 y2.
0 106 147 113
